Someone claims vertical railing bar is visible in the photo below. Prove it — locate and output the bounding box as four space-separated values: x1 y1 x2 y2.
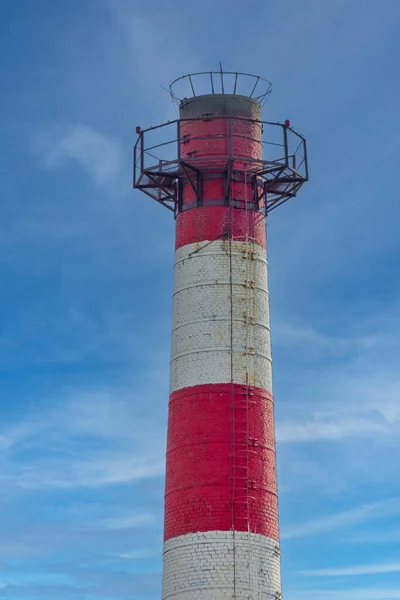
140 131 144 173
283 124 289 167
249 76 260 98
233 72 238 94
188 74 196 96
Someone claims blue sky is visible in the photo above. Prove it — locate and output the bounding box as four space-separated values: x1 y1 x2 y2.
0 0 400 598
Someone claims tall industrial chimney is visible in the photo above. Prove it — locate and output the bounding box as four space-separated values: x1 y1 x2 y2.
134 70 308 600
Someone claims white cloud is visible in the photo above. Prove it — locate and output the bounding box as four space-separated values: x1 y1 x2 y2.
117 548 153 559
275 363 400 445
99 512 154 531
274 323 393 351
13 455 164 490
276 414 388 444
349 529 400 544
287 588 400 600
301 561 400 577
0 385 166 491
5 1 399 598
281 497 400 540
42 125 123 187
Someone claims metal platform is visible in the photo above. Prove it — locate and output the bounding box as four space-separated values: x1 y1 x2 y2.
133 116 308 216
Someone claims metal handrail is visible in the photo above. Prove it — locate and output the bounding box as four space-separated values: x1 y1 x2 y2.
169 71 273 106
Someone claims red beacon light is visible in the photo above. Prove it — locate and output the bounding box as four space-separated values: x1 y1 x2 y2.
136 126 141 134
285 119 291 128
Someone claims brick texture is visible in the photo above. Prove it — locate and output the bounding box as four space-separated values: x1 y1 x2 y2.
162 107 281 600
178 116 264 212
170 240 272 393
162 531 281 600
164 383 278 541
175 206 267 250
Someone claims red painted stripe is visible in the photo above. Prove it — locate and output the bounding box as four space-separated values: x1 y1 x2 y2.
164 383 279 541
175 115 266 249
180 118 262 164
175 206 266 250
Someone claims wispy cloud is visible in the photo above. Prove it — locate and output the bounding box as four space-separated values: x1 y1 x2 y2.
99 512 154 531
301 561 400 577
274 323 392 351
276 413 389 443
0 385 166 492
281 497 400 540
40 125 124 187
287 588 400 600
275 357 400 445
105 0 205 118
2 0 400 598
117 548 154 559
13 454 164 490
349 528 400 544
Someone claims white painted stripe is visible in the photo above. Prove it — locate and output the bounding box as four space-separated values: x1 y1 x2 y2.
162 531 281 600
170 240 272 393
